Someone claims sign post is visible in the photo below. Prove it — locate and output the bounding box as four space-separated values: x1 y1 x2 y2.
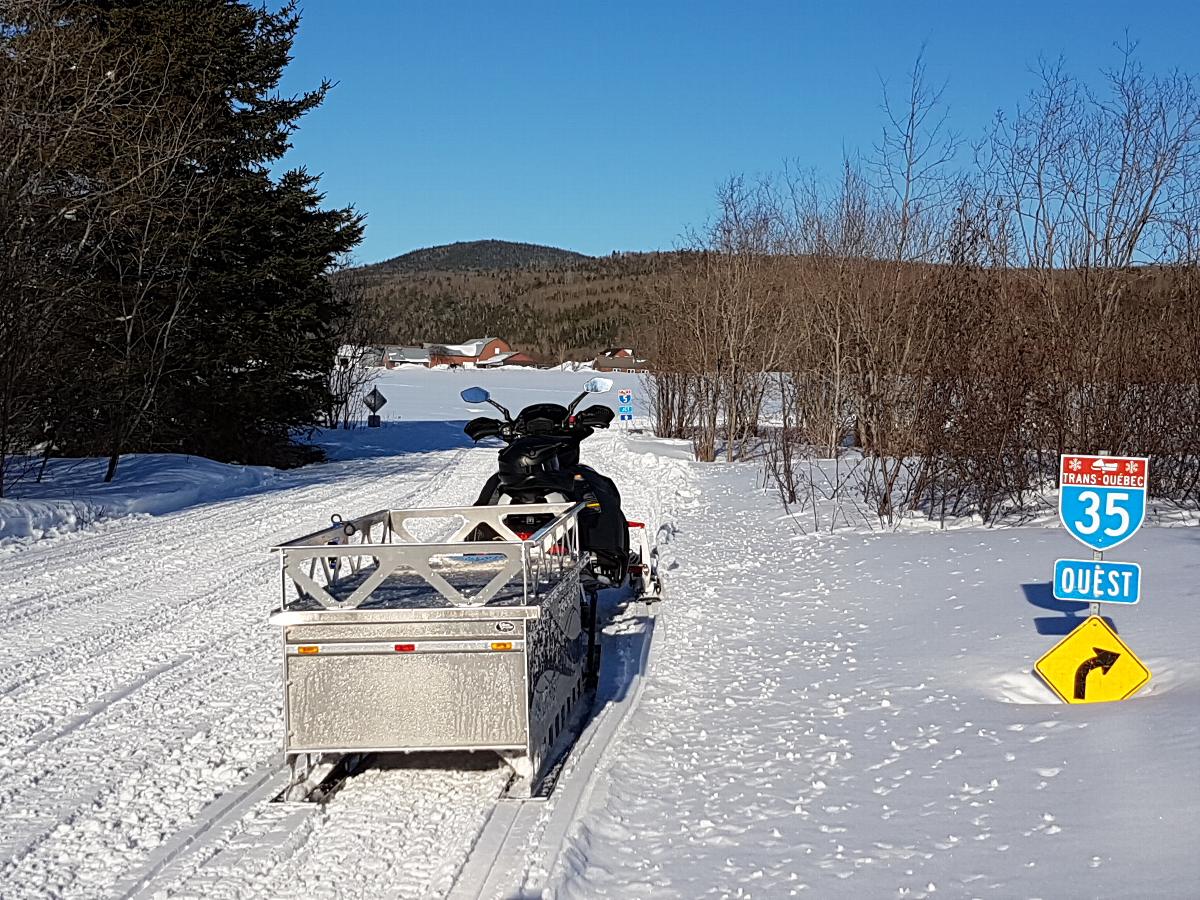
617 389 633 430
363 386 387 428
1036 451 1152 703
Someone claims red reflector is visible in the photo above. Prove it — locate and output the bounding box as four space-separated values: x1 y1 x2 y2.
515 530 533 540
394 643 415 652
627 520 645 529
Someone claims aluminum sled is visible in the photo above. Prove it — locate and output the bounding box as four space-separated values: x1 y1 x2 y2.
270 502 605 800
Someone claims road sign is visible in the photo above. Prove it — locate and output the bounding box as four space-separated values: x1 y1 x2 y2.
617 389 633 423
1053 559 1141 605
1034 616 1151 703
363 387 387 413
1058 454 1149 551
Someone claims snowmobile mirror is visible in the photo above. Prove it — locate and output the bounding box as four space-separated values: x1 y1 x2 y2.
460 387 490 404
583 377 614 394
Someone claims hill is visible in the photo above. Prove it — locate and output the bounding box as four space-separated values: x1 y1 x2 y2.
366 240 590 274
351 250 671 364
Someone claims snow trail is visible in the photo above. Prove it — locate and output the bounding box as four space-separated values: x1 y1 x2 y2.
0 373 694 899
0 441 492 897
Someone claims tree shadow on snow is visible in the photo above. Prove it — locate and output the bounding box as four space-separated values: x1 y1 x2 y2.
1022 582 1116 634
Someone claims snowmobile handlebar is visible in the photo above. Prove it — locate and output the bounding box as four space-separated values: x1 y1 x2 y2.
463 407 612 443
465 417 506 441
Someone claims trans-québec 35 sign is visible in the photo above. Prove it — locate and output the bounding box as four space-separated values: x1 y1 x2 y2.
1058 455 1149 552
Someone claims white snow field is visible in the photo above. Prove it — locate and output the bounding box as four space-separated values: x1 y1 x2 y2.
1 367 1197 899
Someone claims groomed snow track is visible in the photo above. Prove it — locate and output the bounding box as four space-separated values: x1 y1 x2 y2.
0 427 688 899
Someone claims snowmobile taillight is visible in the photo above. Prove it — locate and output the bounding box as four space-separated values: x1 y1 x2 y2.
515 530 533 540
394 643 416 653
490 641 513 651
297 645 319 655
627 520 646 529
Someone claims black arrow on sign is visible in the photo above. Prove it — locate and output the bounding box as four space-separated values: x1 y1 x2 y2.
1074 647 1121 700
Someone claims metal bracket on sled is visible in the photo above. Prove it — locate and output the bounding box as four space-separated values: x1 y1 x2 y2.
276 752 370 803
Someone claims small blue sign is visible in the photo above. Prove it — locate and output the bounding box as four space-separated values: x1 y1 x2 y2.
619 413 632 421
618 405 633 414
1053 558 1142 605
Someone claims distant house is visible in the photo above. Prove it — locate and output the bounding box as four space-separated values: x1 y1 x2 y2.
426 337 539 368
427 337 510 367
337 345 383 368
381 346 431 368
375 338 539 369
593 348 648 373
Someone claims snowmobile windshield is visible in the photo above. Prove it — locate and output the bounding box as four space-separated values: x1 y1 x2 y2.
514 403 570 435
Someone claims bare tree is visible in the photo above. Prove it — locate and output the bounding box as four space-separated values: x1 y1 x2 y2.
326 265 387 428
0 1 147 494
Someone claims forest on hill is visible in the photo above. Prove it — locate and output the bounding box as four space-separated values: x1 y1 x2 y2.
365 239 590 274
352 250 669 362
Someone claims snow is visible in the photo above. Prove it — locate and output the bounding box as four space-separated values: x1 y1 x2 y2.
0 455 272 548
544 466 1200 899
1 366 1197 899
0 367 648 548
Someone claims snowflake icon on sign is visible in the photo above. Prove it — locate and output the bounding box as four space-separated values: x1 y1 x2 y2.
1069 458 1082 471
1126 461 1138 473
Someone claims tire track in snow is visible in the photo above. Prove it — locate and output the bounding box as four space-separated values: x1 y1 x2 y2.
0 426 695 899
141 757 510 900
0 443 493 898
0 445 475 735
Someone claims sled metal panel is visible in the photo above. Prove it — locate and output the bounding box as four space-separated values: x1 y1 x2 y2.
271 605 542 626
286 651 528 750
283 619 528 642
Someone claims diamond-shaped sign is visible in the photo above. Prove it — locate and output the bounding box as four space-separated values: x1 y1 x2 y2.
1034 616 1150 704
362 387 387 413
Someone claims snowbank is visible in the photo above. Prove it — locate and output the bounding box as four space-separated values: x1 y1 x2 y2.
0 454 271 547
547 458 1200 899
0 368 649 549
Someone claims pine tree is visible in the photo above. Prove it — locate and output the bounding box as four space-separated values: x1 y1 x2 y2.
51 0 363 470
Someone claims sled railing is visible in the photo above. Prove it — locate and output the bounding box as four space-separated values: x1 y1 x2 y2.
273 502 584 610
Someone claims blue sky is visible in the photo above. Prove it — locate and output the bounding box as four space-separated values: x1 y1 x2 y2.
277 1 1200 264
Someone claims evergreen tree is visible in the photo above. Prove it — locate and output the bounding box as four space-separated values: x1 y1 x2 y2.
48 0 363 470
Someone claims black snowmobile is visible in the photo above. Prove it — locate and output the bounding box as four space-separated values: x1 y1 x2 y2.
460 378 657 596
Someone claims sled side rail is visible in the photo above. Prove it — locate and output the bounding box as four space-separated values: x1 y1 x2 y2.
273 502 584 610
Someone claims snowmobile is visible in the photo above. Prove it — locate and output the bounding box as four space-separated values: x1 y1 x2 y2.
266 379 661 801
461 378 661 601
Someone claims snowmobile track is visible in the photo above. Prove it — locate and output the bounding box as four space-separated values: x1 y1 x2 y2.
114 762 292 899
0 444 492 897
449 595 660 899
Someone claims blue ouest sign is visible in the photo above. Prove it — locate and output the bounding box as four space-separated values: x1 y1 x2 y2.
1053 559 1142 605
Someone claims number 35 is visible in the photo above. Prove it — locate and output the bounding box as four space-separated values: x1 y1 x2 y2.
1074 490 1130 536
